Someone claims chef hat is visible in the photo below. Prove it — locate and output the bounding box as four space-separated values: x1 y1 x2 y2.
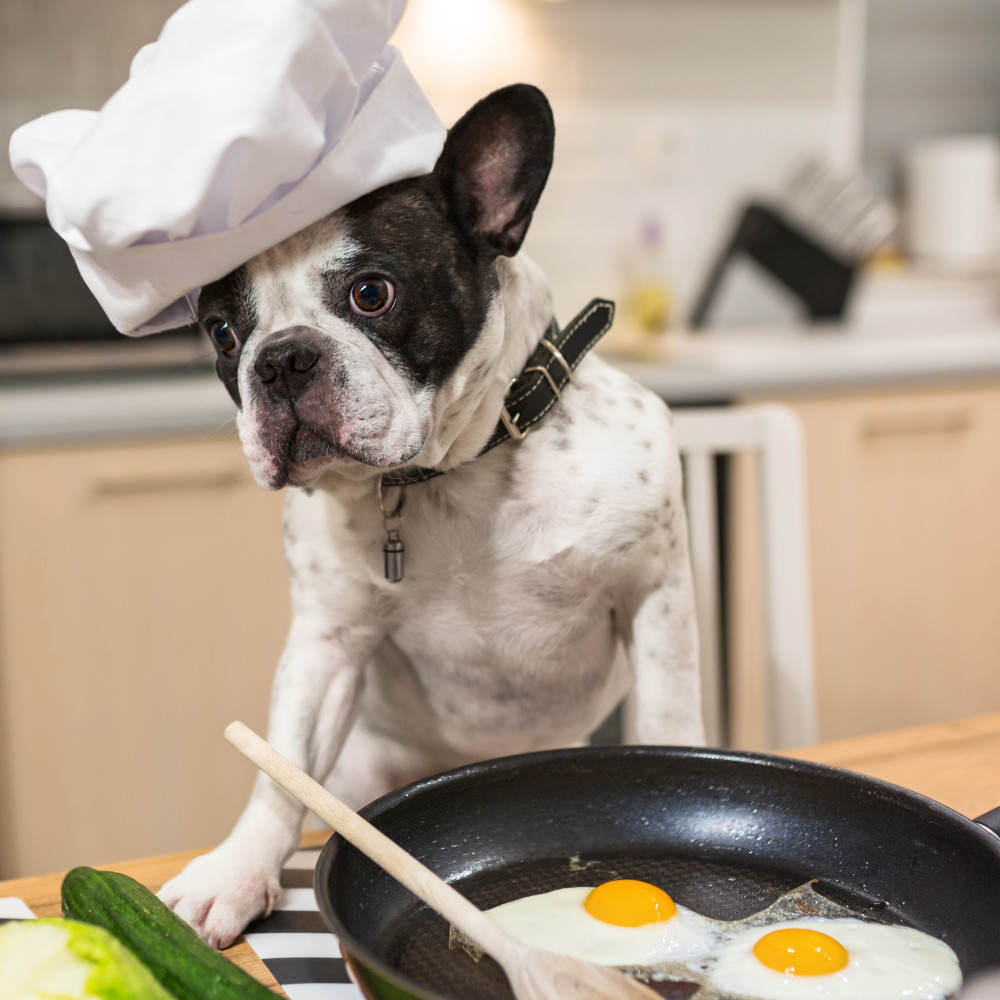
8 0 446 335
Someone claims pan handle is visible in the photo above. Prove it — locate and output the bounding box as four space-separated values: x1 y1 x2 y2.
974 806 1000 838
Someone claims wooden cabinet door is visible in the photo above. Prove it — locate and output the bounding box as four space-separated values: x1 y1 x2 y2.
0 435 289 878
731 382 1000 746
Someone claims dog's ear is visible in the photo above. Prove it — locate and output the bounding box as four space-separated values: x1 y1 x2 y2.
433 84 555 258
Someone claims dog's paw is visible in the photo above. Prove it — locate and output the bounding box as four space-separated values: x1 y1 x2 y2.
158 848 282 950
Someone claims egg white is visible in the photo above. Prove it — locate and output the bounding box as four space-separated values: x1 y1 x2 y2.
705 917 963 1000
484 885 720 967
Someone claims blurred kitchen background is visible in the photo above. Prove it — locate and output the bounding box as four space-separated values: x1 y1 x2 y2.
1 0 1000 878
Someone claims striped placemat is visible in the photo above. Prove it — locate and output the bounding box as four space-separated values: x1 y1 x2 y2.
243 845 364 999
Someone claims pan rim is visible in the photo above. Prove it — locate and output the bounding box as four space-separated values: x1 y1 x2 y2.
313 744 1000 1000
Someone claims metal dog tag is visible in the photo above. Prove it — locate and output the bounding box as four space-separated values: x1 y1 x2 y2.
376 476 406 583
383 529 405 583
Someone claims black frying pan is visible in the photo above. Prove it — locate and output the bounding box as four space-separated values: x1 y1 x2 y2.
314 746 1000 1000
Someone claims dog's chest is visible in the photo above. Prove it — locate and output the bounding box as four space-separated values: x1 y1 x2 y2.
367 467 630 740
384 464 615 650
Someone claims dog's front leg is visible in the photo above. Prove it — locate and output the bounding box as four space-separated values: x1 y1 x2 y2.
158 616 377 949
621 563 706 748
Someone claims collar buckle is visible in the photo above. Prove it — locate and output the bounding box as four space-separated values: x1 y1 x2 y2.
499 403 529 441
539 337 575 382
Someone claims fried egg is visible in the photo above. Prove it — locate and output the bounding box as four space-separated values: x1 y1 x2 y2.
454 879 963 1000
704 917 963 1000
484 879 720 966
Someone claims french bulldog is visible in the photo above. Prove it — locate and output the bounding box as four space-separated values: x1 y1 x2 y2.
158 83 704 949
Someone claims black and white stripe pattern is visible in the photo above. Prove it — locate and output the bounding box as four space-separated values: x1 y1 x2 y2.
243 846 364 999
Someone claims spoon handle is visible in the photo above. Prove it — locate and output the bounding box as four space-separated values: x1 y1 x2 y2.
224 721 515 960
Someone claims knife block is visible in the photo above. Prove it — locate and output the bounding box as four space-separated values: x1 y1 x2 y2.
689 201 858 328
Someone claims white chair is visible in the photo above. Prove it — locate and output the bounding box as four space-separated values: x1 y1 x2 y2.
672 404 817 749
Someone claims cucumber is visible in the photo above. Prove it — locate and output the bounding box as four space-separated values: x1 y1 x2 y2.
61 866 277 1000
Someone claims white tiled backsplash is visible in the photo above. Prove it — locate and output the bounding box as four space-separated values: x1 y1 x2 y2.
1 0 854 326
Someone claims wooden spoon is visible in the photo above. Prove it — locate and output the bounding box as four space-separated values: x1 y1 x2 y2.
225 721 662 1000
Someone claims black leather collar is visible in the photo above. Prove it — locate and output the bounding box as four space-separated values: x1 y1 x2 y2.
381 298 615 488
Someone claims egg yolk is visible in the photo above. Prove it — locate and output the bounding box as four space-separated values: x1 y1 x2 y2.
753 927 850 976
583 879 678 927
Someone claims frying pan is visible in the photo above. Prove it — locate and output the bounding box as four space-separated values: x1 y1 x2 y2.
314 745 1000 1000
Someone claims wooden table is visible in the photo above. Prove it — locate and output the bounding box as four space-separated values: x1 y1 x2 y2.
5 712 1000 995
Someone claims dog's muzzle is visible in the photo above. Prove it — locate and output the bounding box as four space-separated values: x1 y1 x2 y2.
243 324 426 488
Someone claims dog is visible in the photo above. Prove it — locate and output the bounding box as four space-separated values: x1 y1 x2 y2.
158 83 704 949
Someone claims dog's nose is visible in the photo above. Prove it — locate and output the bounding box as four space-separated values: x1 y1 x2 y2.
254 335 321 401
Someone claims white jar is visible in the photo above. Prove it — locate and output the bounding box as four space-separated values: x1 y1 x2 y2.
903 135 1000 271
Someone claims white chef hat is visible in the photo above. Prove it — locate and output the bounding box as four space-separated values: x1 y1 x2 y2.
8 0 446 336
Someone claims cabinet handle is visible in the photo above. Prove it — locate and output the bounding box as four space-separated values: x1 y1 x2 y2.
92 469 247 496
862 410 972 441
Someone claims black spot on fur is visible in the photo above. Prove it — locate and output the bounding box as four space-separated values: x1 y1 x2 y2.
547 404 574 429
495 454 517 496
199 266 258 406
322 180 499 388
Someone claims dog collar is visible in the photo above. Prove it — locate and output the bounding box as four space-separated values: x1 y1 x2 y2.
381 298 615 489
375 298 614 583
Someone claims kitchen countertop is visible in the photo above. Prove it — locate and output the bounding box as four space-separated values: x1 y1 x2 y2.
4 320 1000 447
3 711 1000 995
613 322 1000 403
0 368 238 448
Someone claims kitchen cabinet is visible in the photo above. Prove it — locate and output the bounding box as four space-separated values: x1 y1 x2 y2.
728 380 1000 748
0 433 289 879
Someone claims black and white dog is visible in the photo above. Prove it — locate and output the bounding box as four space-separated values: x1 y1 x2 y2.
159 84 703 949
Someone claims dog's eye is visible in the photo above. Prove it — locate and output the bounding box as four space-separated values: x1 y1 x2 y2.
349 278 394 317
208 320 240 355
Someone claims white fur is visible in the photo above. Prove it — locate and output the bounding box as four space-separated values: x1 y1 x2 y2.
158 245 703 950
